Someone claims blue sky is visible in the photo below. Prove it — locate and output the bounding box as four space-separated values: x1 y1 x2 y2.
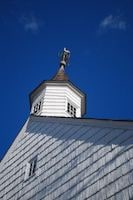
0 0 133 159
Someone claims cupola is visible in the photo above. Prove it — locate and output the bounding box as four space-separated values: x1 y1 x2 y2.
29 48 86 118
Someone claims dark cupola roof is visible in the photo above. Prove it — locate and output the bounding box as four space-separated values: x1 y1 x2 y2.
52 65 68 81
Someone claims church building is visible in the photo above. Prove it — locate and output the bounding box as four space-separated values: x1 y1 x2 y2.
0 48 133 200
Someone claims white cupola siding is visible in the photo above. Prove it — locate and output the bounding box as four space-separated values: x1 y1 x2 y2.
30 81 85 118
29 48 86 118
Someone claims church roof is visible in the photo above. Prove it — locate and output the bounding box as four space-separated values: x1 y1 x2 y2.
1 115 133 199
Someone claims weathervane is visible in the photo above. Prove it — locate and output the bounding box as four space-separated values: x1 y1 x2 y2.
59 48 70 67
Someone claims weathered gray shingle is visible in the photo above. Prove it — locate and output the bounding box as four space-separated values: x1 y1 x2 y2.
0 116 133 200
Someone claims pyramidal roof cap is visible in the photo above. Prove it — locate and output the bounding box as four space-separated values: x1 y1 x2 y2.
52 65 68 81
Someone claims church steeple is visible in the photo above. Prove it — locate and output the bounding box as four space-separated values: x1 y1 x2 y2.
29 48 86 118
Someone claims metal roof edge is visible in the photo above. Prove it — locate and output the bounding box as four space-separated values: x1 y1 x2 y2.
29 114 133 129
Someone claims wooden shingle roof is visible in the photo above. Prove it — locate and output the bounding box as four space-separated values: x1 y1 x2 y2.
1 115 133 199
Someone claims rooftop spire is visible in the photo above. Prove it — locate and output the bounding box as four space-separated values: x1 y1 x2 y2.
52 48 70 81
60 47 70 67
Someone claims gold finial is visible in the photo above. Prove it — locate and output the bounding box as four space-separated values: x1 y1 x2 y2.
60 48 70 67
